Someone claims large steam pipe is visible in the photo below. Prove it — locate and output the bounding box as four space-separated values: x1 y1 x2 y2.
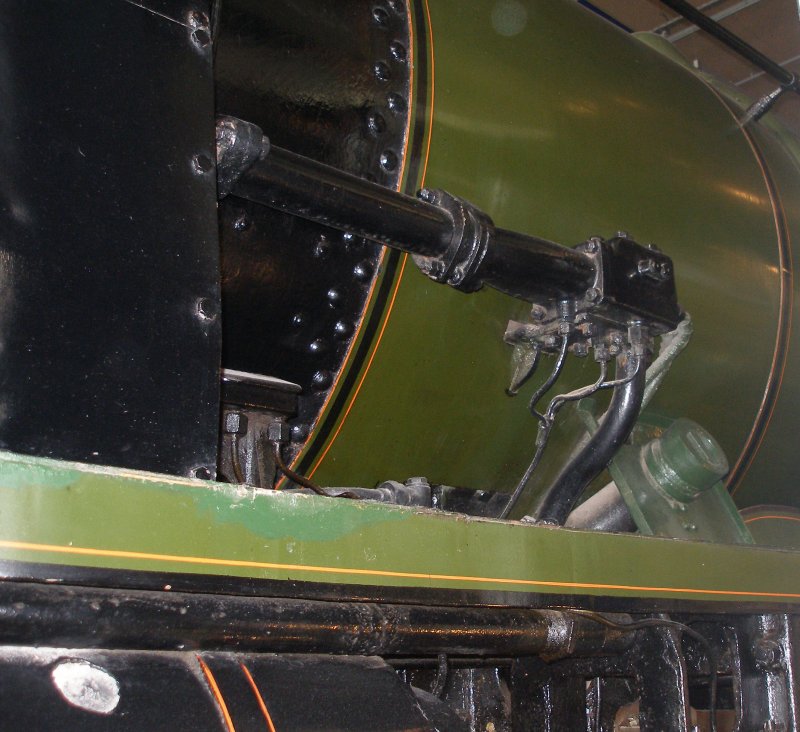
216 115 596 302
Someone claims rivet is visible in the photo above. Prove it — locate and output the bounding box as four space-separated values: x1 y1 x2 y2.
309 338 326 354
291 312 306 327
192 154 213 175
196 297 219 321
192 466 212 480
188 10 208 27
191 27 211 47
373 61 391 82
327 288 341 305
372 6 389 26
417 188 435 202
390 41 407 63
387 92 407 115
313 235 330 258
232 212 250 231
353 261 374 280
366 110 386 137
312 370 332 389
380 150 398 172
334 320 353 338
387 0 405 12
291 424 309 441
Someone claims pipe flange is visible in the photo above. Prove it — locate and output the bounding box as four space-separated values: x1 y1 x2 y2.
413 189 494 292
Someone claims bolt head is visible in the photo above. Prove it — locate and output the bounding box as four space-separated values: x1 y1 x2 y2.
232 213 250 231
267 421 291 444
585 287 601 303
192 154 213 175
224 412 248 435
755 639 783 670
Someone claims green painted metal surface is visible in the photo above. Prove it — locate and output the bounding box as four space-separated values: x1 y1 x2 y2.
287 0 800 513
2 450 800 605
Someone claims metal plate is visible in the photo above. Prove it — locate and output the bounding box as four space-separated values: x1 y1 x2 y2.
0 0 220 476
215 0 411 444
0 649 432 731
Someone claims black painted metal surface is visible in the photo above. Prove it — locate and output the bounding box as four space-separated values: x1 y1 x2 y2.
0 580 632 658
0 0 220 476
215 0 411 442
0 649 434 731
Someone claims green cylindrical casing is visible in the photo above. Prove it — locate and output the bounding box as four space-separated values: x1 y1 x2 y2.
290 0 800 511
643 419 729 503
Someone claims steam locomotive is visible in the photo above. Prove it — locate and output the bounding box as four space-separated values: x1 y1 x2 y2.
1 0 799 728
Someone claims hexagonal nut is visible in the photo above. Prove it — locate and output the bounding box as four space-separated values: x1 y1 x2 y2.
267 421 291 444
224 412 248 435
754 639 783 670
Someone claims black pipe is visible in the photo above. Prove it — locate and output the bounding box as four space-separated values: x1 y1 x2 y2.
534 354 646 525
234 142 452 257
658 0 798 91
218 116 595 302
0 581 633 658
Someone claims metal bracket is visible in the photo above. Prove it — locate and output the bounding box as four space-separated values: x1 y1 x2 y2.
575 403 753 544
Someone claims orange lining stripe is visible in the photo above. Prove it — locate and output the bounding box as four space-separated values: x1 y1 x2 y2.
198 656 236 732
240 664 277 732
2 538 800 600
307 254 409 477
295 0 427 481
700 83 794 495
306 0 436 478
729 150 792 494
745 514 800 524
421 0 435 184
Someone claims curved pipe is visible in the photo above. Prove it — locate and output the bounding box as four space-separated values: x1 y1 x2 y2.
534 354 646 525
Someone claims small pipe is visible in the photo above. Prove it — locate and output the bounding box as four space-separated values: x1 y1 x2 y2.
657 0 798 92
665 0 763 43
533 353 646 525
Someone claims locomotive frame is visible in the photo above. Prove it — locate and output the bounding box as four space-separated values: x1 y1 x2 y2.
2 0 800 728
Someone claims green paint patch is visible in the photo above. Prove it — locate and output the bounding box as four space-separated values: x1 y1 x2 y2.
191 487 410 543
